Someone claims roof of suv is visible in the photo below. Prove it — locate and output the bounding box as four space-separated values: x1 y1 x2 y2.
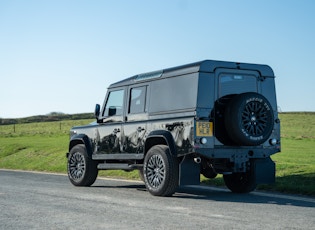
109 60 274 88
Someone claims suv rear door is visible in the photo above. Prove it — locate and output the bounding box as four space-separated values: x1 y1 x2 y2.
214 68 261 146
123 84 148 154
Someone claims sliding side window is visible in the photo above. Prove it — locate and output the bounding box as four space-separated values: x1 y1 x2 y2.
129 86 146 114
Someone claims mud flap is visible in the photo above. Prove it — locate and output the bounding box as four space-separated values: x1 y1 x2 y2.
254 157 275 184
179 155 200 186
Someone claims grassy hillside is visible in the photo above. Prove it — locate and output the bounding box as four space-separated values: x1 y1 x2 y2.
0 113 314 195
267 113 315 194
0 112 94 125
0 120 92 172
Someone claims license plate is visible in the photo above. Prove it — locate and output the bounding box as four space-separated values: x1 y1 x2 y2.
196 122 213 136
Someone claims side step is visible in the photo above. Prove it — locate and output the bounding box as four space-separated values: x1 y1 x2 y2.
92 153 144 160
97 163 143 170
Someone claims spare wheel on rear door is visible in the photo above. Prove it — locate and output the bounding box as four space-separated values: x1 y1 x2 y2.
224 92 274 146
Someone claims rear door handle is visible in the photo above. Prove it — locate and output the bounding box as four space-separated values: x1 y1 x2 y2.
137 127 145 132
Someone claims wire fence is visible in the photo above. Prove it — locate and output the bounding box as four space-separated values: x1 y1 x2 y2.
0 119 94 136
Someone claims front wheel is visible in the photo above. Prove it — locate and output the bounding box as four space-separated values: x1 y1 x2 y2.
143 145 179 196
67 144 98 186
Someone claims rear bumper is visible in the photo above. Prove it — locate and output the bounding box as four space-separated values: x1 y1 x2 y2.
196 146 280 159
194 146 279 173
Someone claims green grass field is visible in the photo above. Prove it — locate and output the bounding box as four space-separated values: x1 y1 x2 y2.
0 113 314 195
267 113 315 195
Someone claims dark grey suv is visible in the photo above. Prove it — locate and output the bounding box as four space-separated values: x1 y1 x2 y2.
67 60 281 196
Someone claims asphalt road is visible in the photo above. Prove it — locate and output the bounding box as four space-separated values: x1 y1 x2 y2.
1 169 314 230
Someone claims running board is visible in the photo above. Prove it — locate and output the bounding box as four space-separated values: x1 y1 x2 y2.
92 153 144 161
97 163 143 170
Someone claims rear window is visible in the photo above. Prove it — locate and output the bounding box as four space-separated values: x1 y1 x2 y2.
219 74 257 97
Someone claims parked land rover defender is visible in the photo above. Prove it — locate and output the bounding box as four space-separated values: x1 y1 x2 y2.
67 60 281 196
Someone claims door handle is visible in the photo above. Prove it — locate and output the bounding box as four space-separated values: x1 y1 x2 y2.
137 127 145 132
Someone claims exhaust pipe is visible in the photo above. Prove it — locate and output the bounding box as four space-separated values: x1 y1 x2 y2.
194 157 201 164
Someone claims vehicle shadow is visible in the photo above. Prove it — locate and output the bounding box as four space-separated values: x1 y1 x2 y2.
93 180 315 208
175 185 315 208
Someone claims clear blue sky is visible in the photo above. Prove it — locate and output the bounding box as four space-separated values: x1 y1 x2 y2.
1 0 314 118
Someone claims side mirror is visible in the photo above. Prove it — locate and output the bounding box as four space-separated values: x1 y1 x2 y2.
94 104 100 118
108 106 117 116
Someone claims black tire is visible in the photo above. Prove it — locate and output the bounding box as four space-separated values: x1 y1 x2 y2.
201 161 217 179
225 92 274 146
67 144 98 186
201 168 218 179
143 145 179 196
223 172 257 193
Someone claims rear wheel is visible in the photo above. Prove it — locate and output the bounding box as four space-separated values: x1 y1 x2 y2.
143 145 179 196
201 160 217 179
223 172 256 193
67 144 98 186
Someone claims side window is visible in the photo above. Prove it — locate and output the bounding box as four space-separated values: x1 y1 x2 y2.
129 86 146 114
103 90 124 116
